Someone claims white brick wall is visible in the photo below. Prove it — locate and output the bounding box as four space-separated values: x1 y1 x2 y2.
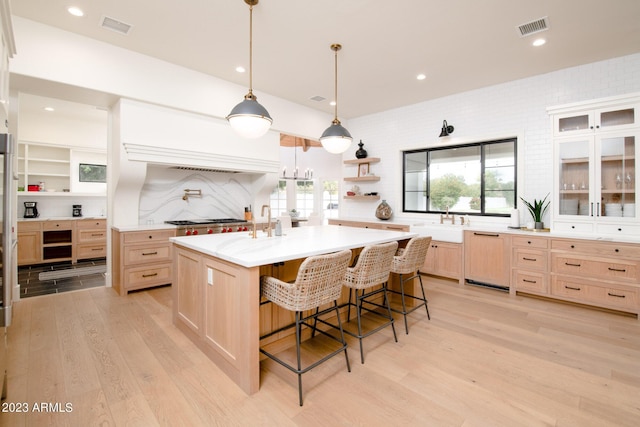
345 53 640 223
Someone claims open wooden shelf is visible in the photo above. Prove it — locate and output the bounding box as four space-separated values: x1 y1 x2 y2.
343 157 380 165
344 176 380 182
343 195 380 201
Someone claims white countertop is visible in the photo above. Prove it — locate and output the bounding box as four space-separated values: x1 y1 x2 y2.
111 223 178 232
170 225 417 268
19 216 106 221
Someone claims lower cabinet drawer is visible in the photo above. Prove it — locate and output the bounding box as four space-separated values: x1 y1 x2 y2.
553 255 638 282
124 264 172 289
513 248 547 271
551 276 638 312
77 243 107 259
513 270 548 294
124 244 172 265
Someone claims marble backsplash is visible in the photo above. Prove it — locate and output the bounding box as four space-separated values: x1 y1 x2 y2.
138 166 256 224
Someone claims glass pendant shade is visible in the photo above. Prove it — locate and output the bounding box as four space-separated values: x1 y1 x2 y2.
320 120 352 154
227 96 273 139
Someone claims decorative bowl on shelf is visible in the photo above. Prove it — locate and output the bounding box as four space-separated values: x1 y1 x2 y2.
346 191 356 196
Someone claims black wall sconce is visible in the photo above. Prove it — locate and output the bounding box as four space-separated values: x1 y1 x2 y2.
439 120 454 137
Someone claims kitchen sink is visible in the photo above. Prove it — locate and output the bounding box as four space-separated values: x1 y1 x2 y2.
411 224 464 243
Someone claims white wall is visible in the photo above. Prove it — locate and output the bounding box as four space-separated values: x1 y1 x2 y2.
345 53 640 225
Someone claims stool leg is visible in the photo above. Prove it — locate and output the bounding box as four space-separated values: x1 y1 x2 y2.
383 283 398 342
399 274 409 334
417 274 431 320
356 290 364 364
347 288 353 322
295 311 304 406
332 300 351 373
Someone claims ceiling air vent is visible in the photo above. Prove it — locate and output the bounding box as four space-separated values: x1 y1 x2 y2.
100 15 133 35
310 95 326 102
516 16 549 37
170 166 239 173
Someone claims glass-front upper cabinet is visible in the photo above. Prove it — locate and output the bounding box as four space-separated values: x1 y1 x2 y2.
555 132 637 223
554 104 638 137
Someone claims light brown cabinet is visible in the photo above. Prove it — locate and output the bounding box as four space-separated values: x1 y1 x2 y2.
421 240 463 283
511 235 549 295
18 218 107 266
76 219 107 260
550 238 639 314
464 231 511 289
112 228 176 295
17 221 41 265
508 232 640 316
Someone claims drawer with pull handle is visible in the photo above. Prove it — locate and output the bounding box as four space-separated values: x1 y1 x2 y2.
124 243 172 265
512 270 548 294
513 248 548 271
124 264 172 290
551 276 638 311
552 254 638 282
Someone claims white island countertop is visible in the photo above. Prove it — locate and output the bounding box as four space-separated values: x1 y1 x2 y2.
170 225 417 268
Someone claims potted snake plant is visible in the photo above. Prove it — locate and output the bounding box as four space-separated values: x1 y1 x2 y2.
520 193 550 229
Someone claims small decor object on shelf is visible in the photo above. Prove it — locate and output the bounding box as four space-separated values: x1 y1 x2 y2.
358 162 370 177
520 193 550 229
355 140 368 159
289 209 299 218
375 200 393 220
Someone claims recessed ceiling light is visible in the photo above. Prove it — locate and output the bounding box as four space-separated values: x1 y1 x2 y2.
417 73 426 80
43 107 55 112
329 101 336 106
532 38 546 47
68 7 84 17
235 66 246 73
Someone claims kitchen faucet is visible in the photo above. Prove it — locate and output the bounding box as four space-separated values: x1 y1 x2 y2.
261 205 272 237
440 206 455 224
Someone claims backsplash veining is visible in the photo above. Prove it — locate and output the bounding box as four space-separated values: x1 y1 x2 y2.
138 166 255 224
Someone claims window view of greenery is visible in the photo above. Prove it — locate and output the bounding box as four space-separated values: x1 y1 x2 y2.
270 179 339 219
403 139 516 216
79 163 107 183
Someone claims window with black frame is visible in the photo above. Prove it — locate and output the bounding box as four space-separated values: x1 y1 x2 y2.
403 138 517 216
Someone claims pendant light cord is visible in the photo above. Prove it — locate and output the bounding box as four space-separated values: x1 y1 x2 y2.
248 3 254 97
333 46 338 121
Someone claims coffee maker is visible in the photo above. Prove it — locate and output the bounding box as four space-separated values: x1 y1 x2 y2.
72 204 82 217
24 201 39 218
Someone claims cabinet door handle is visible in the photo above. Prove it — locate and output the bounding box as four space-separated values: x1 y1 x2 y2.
142 273 158 278
608 267 626 272
91 233 104 237
142 251 158 256
564 285 581 291
564 262 581 267
91 248 103 251
473 232 500 237
607 292 625 298
522 257 537 261
522 279 537 284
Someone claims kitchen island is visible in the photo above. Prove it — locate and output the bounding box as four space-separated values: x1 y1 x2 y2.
170 225 417 394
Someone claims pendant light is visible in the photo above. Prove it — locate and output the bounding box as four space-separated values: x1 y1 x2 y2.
226 0 272 139
320 43 352 154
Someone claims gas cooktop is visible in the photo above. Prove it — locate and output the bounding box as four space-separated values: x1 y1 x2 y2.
165 218 247 226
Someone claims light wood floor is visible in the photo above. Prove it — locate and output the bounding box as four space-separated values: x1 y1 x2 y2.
2 276 639 426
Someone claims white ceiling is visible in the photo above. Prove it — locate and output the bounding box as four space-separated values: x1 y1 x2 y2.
10 0 640 119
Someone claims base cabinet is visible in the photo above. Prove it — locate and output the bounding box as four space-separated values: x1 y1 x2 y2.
18 218 106 266
511 236 549 295
509 233 640 316
17 221 41 265
421 240 463 283
112 228 176 295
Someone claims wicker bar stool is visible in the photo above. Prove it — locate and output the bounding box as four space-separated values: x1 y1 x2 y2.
387 236 432 334
259 249 352 406
340 241 398 364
